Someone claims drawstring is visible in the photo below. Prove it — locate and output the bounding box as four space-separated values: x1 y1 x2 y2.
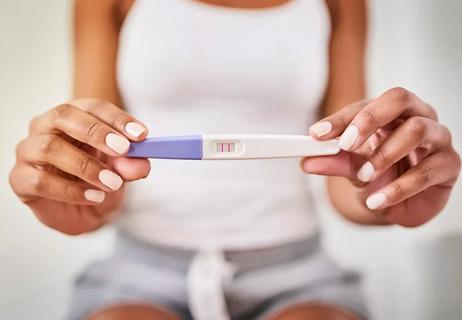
187 250 235 320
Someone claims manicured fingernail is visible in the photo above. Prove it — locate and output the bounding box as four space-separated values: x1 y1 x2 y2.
366 192 386 209
105 133 130 154
310 121 332 137
357 161 375 182
98 170 123 190
338 125 359 150
84 189 105 203
125 122 145 138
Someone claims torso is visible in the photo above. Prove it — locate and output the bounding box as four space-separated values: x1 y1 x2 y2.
115 0 331 249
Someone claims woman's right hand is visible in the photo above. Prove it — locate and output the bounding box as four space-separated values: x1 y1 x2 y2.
9 99 151 235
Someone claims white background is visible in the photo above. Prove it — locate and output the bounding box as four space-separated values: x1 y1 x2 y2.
1 1 462 319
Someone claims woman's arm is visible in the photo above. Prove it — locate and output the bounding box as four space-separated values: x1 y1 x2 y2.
321 0 387 224
322 0 367 116
74 0 133 104
8 0 149 235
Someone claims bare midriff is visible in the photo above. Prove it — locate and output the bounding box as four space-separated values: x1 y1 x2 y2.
193 0 292 9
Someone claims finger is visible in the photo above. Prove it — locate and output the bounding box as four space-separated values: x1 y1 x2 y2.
112 157 151 181
71 99 148 140
301 151 367 186
364 151 459 210
30 103 131 156
9 164 107 205
337 87 437 151
16 135 123 191
356 117 451 182
309 100 368 140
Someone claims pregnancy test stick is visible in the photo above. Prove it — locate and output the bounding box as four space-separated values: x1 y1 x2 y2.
126 134 340 160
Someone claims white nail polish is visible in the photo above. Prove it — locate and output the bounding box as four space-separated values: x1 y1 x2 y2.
84 189 105 203
357 161 375 182
338 125 359 150
366 192 386 210
125 122 145 138
105 133 130 154
98 170 123 190
310 121 332 137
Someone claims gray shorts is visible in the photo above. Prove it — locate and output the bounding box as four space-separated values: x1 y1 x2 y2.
66 232 369 320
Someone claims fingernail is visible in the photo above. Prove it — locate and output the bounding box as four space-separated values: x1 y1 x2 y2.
310 121 332 137
357 161 375 182
338 125 359 150
98 170 123 190
366 192 386 210
125 122 145 138
84 189 105 203
105 133 130 154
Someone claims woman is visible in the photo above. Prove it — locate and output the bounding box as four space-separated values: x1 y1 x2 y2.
8 0 461 319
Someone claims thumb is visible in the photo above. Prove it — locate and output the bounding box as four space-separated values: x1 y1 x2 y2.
112 157 151 181
301 151 354 178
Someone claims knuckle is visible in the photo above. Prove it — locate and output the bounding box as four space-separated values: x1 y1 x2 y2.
15 138 28 158
29 170 47 194
50 103 73 123
28 115 40 134
373 148 391 167
38 135 60 158
83 120 102 139
63 183 76 198
356 110 377 127
418 166 434 185
440 125 452 145
389 182 405 202
83 99 104 113
387 86 412 102
426 104 439 120
8 166 21 194
407 117 427 139
79 156 97 177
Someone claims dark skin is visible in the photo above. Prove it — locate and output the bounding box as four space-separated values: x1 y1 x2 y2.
8 0 460 319
189 0 292 9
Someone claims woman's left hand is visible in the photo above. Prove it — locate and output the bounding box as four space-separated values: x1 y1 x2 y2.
302 87 461 227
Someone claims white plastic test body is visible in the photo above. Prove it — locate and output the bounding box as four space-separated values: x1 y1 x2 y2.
202 134 340 159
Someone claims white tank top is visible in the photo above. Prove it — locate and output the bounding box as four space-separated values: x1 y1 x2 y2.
116 0 330 250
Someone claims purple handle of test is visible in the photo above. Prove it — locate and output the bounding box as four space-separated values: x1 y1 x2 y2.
126 135 203 160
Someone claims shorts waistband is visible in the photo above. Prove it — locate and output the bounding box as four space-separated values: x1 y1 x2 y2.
114 230 321 273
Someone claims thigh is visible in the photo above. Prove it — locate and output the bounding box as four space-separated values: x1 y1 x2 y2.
86 303 180 320
266 302 360 320
65 255 191 320
228 249 369 320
